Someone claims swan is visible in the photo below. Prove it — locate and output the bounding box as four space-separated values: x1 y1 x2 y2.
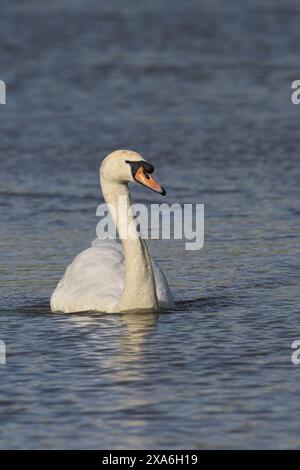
50 150 174 313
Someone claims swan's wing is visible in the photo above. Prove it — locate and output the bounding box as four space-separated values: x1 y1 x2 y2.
152 259 175 309
51 238 124 313
51 237 174 313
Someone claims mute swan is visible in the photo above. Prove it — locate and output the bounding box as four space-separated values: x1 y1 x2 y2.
50 150 174 313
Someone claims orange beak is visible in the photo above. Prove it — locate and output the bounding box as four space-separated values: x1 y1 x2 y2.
134 166 166 195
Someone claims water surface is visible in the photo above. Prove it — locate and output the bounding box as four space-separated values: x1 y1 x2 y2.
0 0 300 449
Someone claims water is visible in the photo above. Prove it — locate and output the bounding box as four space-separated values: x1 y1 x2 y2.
1 0 300 449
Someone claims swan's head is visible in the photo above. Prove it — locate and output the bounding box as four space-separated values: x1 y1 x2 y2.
100 150 166 195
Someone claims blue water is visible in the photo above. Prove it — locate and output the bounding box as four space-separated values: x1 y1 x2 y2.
1 0 300 449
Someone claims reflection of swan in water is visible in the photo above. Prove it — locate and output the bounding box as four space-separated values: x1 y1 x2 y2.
119 311 158 356
69 311 158 358
68 311 160 445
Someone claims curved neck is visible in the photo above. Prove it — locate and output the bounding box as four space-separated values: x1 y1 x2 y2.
100 175 158 312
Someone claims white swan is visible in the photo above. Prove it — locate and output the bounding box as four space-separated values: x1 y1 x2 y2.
50 150 174 313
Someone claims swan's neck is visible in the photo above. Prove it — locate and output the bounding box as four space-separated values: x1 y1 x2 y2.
101 177 158 312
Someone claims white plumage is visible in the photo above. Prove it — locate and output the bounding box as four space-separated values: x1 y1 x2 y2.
50 237 174 313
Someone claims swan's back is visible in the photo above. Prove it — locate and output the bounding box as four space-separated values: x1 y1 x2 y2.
51 238 174 313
